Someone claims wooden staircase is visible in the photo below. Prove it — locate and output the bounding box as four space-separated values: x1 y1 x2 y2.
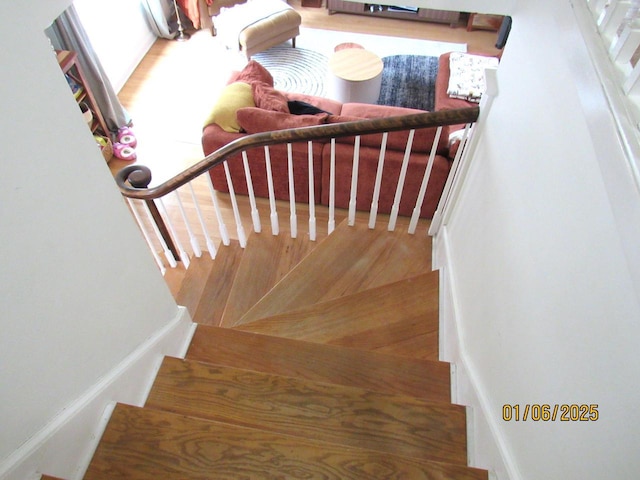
74 219 488 479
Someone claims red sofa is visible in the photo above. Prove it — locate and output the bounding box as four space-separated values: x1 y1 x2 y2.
201 62 453 218
203 94 451 218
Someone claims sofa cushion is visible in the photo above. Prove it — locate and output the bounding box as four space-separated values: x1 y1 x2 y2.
204 122 324 205
341 103 426 118
339 104 449 154
203 81 255 132
320 142 450 218
328 110 449 155
252 82 290 113
233 59 274 86
237 107 328 134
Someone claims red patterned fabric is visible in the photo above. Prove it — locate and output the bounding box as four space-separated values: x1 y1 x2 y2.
177 0 201 28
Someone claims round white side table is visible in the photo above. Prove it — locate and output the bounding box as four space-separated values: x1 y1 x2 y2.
327 48 384 104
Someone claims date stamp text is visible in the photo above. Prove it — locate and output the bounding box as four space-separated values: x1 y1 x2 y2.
502 404 599 422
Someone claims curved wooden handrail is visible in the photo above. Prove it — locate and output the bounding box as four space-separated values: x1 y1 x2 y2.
116 107 479 200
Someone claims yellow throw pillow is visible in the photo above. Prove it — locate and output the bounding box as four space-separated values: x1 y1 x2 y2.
203 82 255 132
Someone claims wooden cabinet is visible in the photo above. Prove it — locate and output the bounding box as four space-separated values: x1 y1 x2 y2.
327 0 460 27
56 50 109 138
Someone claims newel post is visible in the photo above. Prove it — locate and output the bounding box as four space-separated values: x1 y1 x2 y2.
119 165 180 262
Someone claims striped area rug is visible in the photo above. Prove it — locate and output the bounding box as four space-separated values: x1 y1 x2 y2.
252 47 440 111
252 46 328 97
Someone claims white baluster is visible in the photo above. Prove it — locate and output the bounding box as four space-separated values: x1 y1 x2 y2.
409 126 443 234
158 197 190 268
597 0 619 25
127 198 168 274
368 132 388 229
264 146 279 235
436 69 497 234
205 174 230 246
599 1 631 40
308 140 317 241
388 129 415 232
223 161 247 247
145 201 179 267
173 189 202 257
610 23 640 62
188 182 216 259
590 0 611 18
328 138 336 234
242 151 261 233
623 59 640 92
429 123 472 236
348 135 361 226
287 143 297 238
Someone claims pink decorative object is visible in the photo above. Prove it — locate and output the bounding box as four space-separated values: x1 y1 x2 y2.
117 126 137 148
113 142 137 161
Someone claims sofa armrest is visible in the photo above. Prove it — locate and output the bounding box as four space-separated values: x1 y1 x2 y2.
202 123 245 156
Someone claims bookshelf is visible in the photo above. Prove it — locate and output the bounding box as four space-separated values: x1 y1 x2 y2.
56 50 109 138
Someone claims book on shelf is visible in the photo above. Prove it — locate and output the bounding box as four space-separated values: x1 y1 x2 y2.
65 74 84 99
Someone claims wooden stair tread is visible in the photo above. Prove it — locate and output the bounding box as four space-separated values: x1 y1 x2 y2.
220 232 317 327
146 357 467 464
190 241 244 326
84 221 487 477
187 325 450 403
343 323 440 360
237 220 432 326
236 271 440 360
173 254 216 316
84 403 488 480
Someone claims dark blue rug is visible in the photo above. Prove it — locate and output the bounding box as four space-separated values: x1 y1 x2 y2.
377 55 439 112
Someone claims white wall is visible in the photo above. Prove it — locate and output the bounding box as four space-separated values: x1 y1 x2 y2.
73 0 158 92
440 0 640 479
0 0 184 476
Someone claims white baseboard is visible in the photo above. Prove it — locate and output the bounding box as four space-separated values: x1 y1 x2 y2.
433 228 520 480
0 307 194 480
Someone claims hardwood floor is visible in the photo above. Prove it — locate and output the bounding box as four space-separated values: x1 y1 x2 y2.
110 2 500 258
296 1 502 54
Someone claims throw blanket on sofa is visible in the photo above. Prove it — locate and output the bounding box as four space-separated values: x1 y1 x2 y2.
215 0 292 51
447 52 499 103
